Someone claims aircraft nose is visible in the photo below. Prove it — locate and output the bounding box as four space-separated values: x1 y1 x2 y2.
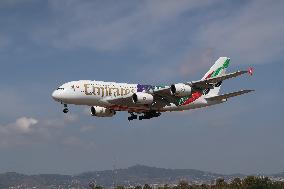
52 90 61 101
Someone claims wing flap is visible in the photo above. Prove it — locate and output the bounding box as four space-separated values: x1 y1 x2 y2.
205 89 254 101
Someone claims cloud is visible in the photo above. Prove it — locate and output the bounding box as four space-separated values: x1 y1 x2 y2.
0 117 38 135
136 0 284 81
43 113 79 128
13 117 38 134
33 0 218 52
194 0 284 65
31 0 284 82
0 117 40 147
0 114 80 147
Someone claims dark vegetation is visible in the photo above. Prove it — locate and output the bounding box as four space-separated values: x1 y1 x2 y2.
91 177 284 189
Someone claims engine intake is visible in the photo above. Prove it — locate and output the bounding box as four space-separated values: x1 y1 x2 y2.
171 83 192 96
91 106 116 117
132 92 154 105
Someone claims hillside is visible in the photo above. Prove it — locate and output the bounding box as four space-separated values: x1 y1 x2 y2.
0 165 281 189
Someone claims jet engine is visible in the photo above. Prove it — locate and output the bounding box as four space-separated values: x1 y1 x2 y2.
132 92 154 105
170 83 192 96
90 106 116 117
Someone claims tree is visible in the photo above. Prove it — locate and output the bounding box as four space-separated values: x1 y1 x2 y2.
134 186 142 189
178 180 190 189
231 177 242 187
162 184 171 189
89 182 104 189
143 184 152 189
243 176 273 189
116 186 125 189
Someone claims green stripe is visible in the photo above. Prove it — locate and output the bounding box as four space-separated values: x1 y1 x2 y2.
223 58 230 69
211 58 230 77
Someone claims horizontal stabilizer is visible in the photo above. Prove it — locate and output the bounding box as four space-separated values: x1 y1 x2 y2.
188 70 248 89
205 89 254 101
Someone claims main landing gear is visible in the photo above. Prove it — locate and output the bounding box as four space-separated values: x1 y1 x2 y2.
128 113 137 121
63 104 69 114
128 111 161 121
139 111 161 120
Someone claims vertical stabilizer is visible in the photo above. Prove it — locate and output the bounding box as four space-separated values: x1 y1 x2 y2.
202 57 230 96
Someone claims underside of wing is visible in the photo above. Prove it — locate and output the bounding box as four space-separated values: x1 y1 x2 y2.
152 87 180 106
106 96 150 112
106 87 180 110
205 89 254 101
106 95 136 107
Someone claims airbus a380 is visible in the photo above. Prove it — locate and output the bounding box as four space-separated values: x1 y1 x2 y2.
52 57 254 121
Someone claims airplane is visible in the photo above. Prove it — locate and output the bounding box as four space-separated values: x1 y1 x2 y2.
52 57 254 121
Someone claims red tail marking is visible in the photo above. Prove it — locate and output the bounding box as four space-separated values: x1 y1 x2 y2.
182 92 202 105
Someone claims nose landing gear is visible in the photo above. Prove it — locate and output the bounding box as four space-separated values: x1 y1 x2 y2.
63 104 69 114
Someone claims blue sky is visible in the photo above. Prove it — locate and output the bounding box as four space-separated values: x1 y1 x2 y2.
0 0 283 175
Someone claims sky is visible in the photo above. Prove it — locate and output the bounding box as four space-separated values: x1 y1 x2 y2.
0 0 283 175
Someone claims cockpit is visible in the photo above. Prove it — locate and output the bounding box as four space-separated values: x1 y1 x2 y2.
52 86 66 101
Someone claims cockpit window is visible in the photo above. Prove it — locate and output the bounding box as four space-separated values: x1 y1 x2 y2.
57 87 64 90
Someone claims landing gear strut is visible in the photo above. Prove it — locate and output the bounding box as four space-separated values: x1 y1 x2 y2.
63 104 69 114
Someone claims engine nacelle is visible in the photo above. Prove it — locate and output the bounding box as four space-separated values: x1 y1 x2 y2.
90 106 116 117
132 92 154 105
170 83 192 96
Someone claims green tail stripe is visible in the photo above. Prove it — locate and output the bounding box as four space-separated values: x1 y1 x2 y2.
223 58 230 69
211 58 230 77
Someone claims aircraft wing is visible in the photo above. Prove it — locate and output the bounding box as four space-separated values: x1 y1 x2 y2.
152 87 180 106
187 70 248 89
106 87 180 109
205 89 254 101
105 95 136 107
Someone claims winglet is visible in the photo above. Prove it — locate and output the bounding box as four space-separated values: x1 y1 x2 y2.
248 67 254 76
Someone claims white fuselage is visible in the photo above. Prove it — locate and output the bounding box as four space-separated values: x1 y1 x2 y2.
52 80 223 113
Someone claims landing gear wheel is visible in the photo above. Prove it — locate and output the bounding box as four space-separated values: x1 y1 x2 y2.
128 113 138 121
63 108 69 114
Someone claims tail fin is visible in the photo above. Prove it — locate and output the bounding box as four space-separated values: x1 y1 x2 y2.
202 57 230 96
